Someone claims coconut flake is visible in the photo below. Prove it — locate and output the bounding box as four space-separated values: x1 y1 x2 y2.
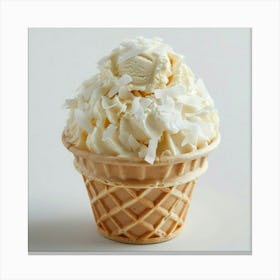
107 87 119 98
101 96 116 109
185 118 199 129
179 95 202 109
118 47 148 64
144 137 159 164
74 109 91 133
138 145 148 158
82 88 92 100
119 74 133 85
120 103 127 113
131 97 145 119
82 82 101 100
158 97 175 114
102 124 116 142
185 105 214 117
140 98 152 108
128 135 141 151
154 85 185 99
89 87 103 106
194 117 214 141
119 86 132 99
107 74 132 98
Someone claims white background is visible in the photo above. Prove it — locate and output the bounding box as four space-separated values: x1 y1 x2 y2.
0 0 279 280
28 28 251 253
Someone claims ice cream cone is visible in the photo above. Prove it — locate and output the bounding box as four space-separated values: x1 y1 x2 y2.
62 133 220 244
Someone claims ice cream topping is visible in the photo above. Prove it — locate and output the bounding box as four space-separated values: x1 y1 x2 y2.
64 37 219 164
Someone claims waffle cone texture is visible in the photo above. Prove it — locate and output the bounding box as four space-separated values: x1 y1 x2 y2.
62 133 220 244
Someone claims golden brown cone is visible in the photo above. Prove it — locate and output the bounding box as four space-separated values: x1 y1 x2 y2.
62 132 220 244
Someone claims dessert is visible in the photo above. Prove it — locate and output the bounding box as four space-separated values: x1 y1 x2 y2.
62 37 220 244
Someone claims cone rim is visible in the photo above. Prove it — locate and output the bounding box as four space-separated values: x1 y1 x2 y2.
62 131 220 165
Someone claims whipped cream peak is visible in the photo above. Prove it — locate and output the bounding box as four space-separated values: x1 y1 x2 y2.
64 37 219 164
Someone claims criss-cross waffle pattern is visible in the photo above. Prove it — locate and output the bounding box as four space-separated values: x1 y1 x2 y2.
84 176 196 244
63 133 220 244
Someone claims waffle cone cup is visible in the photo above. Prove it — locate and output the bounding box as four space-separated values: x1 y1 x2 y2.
62 133 220 244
